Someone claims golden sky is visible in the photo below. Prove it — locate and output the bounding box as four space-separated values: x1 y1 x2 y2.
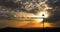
5 20 54 28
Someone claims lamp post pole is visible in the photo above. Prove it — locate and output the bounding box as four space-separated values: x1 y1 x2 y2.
42 14 44 32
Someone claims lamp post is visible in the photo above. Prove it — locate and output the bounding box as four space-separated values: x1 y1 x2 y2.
42 14 45 32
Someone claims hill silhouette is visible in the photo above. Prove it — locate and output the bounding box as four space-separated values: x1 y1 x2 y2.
0 27 60 32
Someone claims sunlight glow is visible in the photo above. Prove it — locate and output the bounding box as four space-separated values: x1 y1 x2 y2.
35 11 49 23
37 11 49 18
35 19 43 23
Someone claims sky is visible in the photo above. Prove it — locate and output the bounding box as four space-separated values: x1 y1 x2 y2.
0 0 60 28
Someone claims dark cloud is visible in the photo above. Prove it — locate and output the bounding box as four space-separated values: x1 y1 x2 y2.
44 0 60 27
45 0 60 21
0 0 47 14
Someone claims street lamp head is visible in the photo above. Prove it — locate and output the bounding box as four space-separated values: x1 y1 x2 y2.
42 14 44 16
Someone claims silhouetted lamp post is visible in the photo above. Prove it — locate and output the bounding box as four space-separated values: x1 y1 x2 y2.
42 14 45 31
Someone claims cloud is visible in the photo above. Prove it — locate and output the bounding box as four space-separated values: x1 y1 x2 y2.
0 0 60 28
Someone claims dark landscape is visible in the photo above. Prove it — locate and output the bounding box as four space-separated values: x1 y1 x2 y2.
0 27 60 32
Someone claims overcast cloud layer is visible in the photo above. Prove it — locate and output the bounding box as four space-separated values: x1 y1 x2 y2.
0 0 60 28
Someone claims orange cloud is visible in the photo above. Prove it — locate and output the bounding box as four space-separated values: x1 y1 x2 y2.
7 21 53 28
